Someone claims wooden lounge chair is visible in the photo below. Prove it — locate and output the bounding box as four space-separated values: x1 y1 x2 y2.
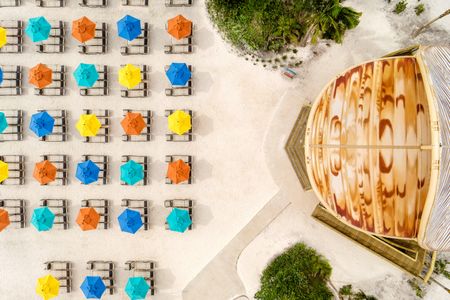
34 65 66 96
165 0 192 7
120 23 150 55
40 154 68 185
0 65 22 96
121 200 150 230
36 0 65 7
38 110 67 142
124 261 155 295
36 21 65 53
120 65 150 98
165 155 193 184
40 199 69 229
164 199 193 230
165 64 193 96
0 155 24 185
81 155 109 185
86 261 115 295
165 109 193 142
0 0 20 7
44 261 72 293
78 23 108 54
0 199 26 228
79 0 106 7
80 65 108 96
0 110 23 142
122 110 152 142
0 20 23 53
120 155 149 186
83 109 110 143
81 199 110 229
164 44 193 54
121 0 147 5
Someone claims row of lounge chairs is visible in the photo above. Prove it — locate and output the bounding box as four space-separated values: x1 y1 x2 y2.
0 155 194 185
0 0 192 7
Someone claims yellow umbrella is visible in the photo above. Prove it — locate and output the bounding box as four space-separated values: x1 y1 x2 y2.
118 64 141 89
0 27 7 48
76 114 101 137
168 110 191 135
0 160 8 183
36 274 59 300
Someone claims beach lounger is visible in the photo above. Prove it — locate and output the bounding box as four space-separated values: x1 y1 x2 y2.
122 109 152 142
38 109 67 142
36 0 65 7
282 67 297 79
0 155 24 185
120 155 149 186
82 109 110 143
81 155 109 185
40 199 69 229
0 20 23 53
120 23 149 55
165 0 192 7
36 21 65 53
80 65 108 96
78 23 108 54
44 261 72 293
124 261 155 295
40 154 68 185
0 0 20 6
164 44 193 54
164 199 193 230
0 199 26 228
120 65 150 98
165 155 193 184
121 0 147 5
121 200 150 230
165 64 193 96
79 0 106 7
81 199 110 229
0 65 22 96
165 109 193 142
0 110 23 142
34 65 66 96
86 261 115 295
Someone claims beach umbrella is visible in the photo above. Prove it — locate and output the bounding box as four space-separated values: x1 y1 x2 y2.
0 27 6 48
0 160 8 183
33 160 57 185
29 111 55 137
125 277 150 300
0 111 8 133
76 160 100 185
118 64 141 89
120 160 144 186
29 63 52 89
118 208 143 234
0 67 3 85
74 63 99 88
31 207 55 232
80 276 106 299
0 208 10 232
165 62 191 86
166 159 190 184
72 16 96 43
166 208 192 233
25 16 51 42
117 15 142 41
36 274 59 300
76 114 101 137
76 207 100 231
168 110 191 135
167 15 192 40
121 112 146 135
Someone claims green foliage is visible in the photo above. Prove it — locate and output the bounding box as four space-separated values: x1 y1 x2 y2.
254 242 333 300
339 284 378 300
415 4 425 16
407 278 424 298
339 284 353 296
393 0 408 14
434 259 450 280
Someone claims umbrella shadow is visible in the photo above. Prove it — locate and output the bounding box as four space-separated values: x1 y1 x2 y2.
149 70 166 94
193 203 213 227
151 114 167 138
156 268 176 290
193 71 213 94
149 203 166 229
194 26 215 50
149 26 166 53
193 159 212 182
149 159 166 183
193 114 213 137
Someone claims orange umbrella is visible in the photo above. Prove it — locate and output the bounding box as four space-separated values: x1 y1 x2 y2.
33 160 57 185
29 64 52 89
167 15 192 40
76 207 100 231
72 16 96 43
166 159 190 184
121 112 146 135
0 208 10 232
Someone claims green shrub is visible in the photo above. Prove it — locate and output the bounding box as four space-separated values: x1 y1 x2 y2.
415 4 425 15
254 242 333 300
394 0 408 14
434 258 450 280
407 278 424 298
339 284 378 300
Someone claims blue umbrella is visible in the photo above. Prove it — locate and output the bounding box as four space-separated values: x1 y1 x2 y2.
76 160 100 185
31 207 55 232
117 15 142 41
29 111 55 137
25 16 51 42
118 208 143 234
120 160 144 186
165 63 191 86
74 63 99 88
125 277 150 300
0 112 8 134
80 276 106 299
166 208 192 233
0 67 3 85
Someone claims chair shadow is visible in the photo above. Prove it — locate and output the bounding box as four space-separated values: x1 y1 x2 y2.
194 26 215 50
194 203 213 227
149 159 166 183
194 113 213 137
194 71 213 93
193 159 212 182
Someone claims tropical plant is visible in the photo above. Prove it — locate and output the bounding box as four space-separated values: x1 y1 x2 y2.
433 258 450 280
339 284 378 300
415 4 425 16
407 278 424 298
393 0 408 14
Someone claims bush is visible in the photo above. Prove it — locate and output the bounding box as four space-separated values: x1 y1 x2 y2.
415 4 425 16
394 0 408 14
339 284 378 300
254 242 333 300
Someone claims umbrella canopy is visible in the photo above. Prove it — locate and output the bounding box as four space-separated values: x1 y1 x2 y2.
0 67 3 85
80 276 106 299
74 63 99 88
118 64 141 89
33 160 57 185
168 110 191 135
0 111 8 133
121 112 146 135
166 208 192 233
0 27 7 48
117 15 142 41
76 114 101 137
118 208 143 234
120 160 144 186
36 274 60 300
29 63 53 89
125 277 150 300
31 207 55 232
0 160 8 183
0 208 10 232
72 16 96 43
167 15 192 40
25 16 51 42
29 111 55 137
166 159 190 184
76 160 100 185
76 207 100 231
165 62 191 86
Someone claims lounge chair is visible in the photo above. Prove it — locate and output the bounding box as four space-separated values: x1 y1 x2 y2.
164 199 193 230
86 261 115 295
164 44 193 54
43 261 72 293
36 21 65 53
0 0 20 7
121 200 150 230
165 65 193 96
81 199 110 228
79 0 106 7
121 0 147 5
122 110 152 142
165 109 193 142
120 155 149 186
0 155 24 185
0 20 23 53
40 199 69 229
78 23 108 55
120 23 150 55
165 155 193 184
80 65 108 96
36 0 65 7
0 199 26 228
0 65 22 96
34 65 66 96
81 155 109 185
82 109 110 143
40 154 68 185
165 0 192 7
39 109 67 142
124 261 155 295
120 65 150 98
0 110 23 142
